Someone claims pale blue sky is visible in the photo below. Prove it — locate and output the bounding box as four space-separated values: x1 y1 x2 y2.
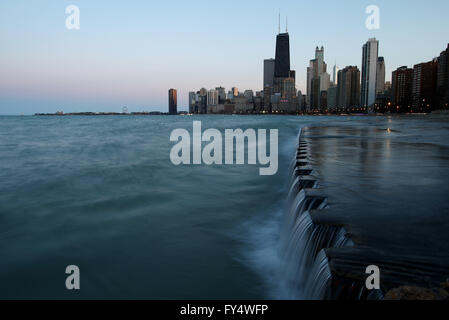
1 0 448 114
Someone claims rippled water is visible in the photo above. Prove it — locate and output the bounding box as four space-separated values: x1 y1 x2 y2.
0 115 310 299
1 114 448 299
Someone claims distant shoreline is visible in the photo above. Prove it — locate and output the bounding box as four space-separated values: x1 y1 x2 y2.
31 111 449 117
33 112 178 116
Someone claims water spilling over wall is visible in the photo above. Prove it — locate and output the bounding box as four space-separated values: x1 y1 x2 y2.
282 128 355 300
282 125 449 300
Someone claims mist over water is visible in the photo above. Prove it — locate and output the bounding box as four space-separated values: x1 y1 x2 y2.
0 115 307 299
1 115 448 299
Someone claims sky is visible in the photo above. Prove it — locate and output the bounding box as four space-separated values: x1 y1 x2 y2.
1 0 448 115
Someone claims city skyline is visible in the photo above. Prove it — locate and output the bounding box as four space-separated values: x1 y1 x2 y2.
1 0 449 114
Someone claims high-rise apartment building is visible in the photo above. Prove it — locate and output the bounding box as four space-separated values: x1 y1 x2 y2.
243 90 254 102
412 59 438 111
361 38 379 109
207 89 219 107
327 85 338 109
337 66 361 109
437 44 449 108
198 95 207 114
216 87 226 104
188 92 196 114
168 89 177 115
392 66 414 110
264 59 275 88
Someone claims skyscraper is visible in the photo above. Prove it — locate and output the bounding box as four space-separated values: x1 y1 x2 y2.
306 60 315 107
198 95 207 114
307 46 328 110
168 89 177 115
337 66 361 109
327 85 338 109
361 38 379 109
437 44 449 108
333 64 339 85
376 57 386 94
320 72 330 92
269 24 297 113
392 66 414 110
412 59 438 111
243 90 254 102
274 33 290 79
188 92 196 114
264 59 275 88
216 87 226 104
207 89 219 107
315 46 325 75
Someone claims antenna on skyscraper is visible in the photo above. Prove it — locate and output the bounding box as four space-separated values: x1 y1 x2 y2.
278 10 281 34
286 16 288 33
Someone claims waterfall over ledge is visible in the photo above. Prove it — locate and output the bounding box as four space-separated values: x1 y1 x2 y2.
283 126 449 300
282 127 357 299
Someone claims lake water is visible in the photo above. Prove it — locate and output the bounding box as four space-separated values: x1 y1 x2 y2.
0 114 448 299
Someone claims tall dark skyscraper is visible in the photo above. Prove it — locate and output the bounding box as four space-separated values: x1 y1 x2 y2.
168 89 177 115
274 33 290 78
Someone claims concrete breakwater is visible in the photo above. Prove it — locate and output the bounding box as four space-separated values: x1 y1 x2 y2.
285 123 449 300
